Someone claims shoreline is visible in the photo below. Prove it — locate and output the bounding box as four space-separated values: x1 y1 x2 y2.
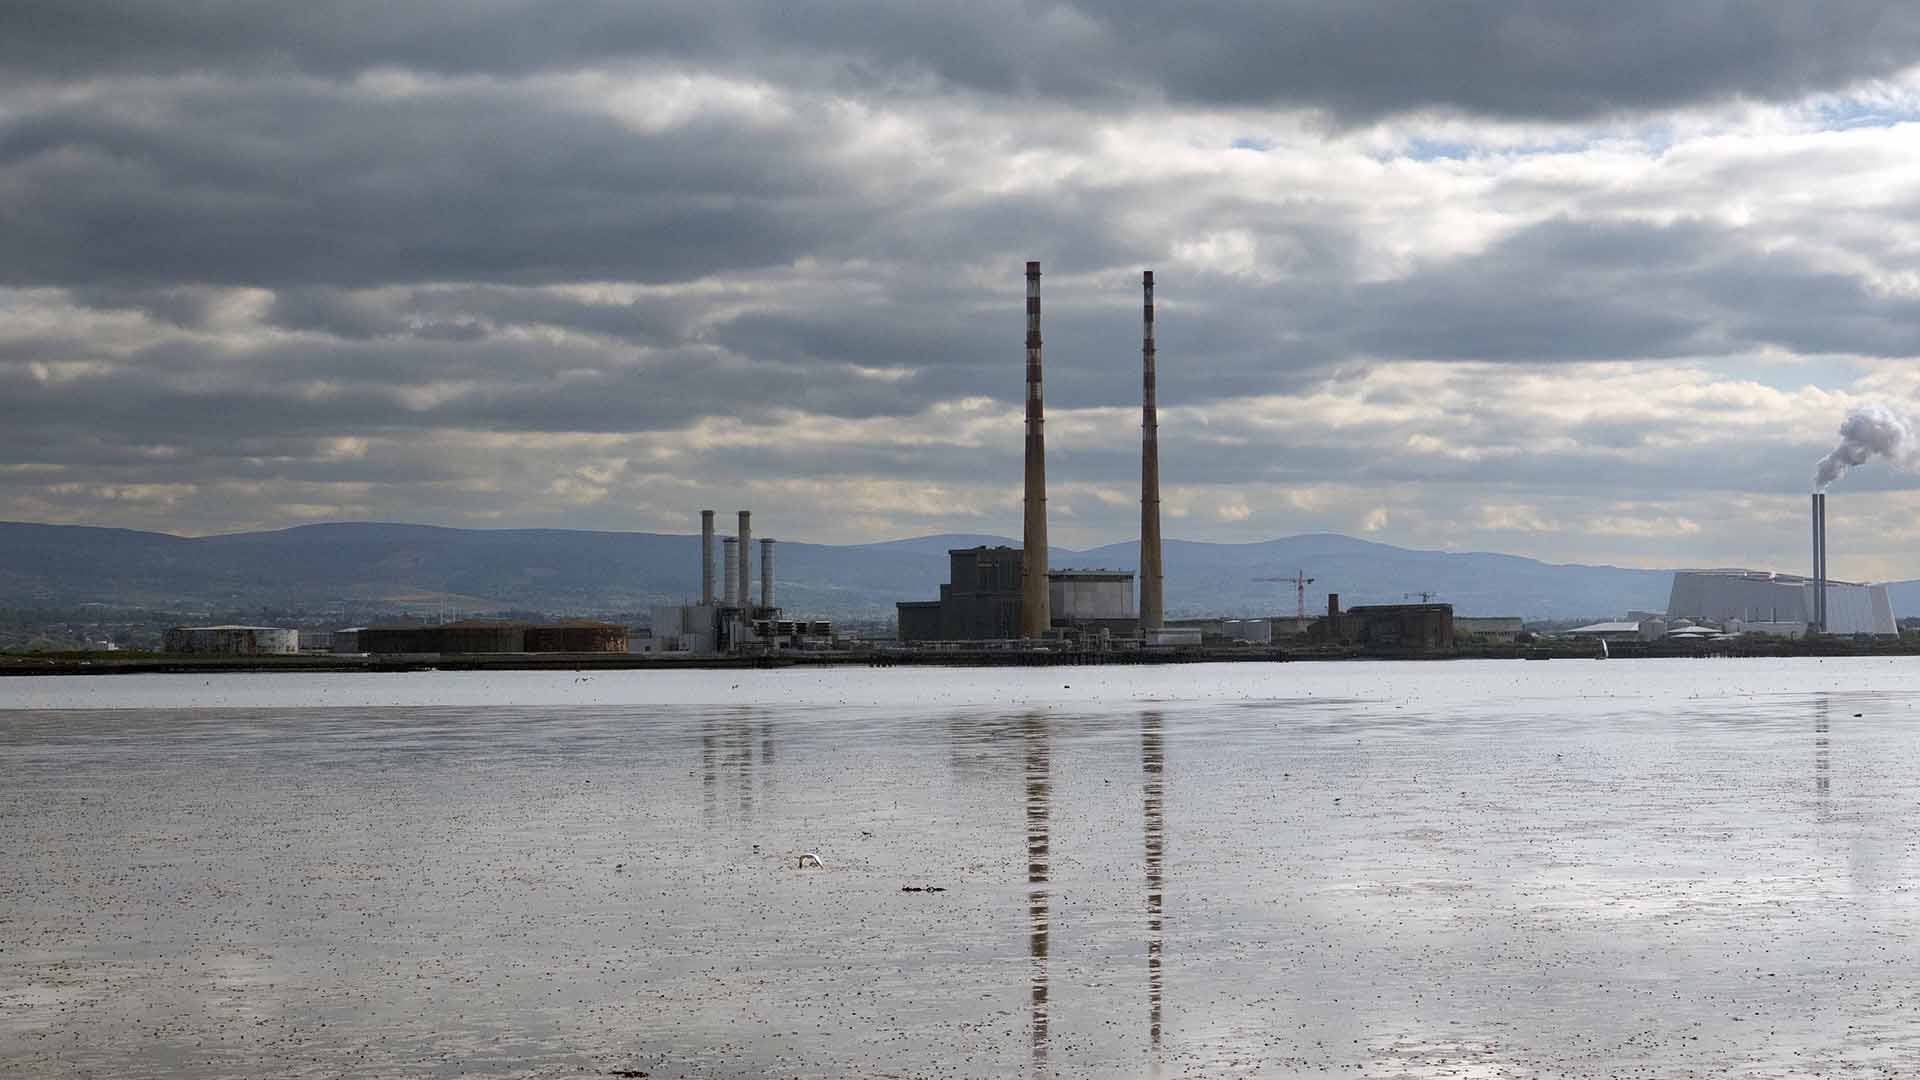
5 635 1920 676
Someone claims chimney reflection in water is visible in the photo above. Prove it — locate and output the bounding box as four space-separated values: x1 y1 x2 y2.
1815 694 1831 817
1023 715 1051 1076
1142 711 1165 1050
701 723 717 822
700 713 770 820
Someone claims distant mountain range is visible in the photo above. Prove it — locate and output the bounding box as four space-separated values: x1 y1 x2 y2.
1 520 1911 623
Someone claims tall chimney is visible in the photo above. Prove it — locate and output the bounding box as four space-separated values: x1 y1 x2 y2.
1020 261 1051 638
1811 493 1827 632
760 538 776 609
737 511 752 611
700 510 716 606
722 536 739 608
1139 269 1164 631
1820 495 1829 630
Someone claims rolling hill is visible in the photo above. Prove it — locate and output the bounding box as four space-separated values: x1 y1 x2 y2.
0 520 1717 622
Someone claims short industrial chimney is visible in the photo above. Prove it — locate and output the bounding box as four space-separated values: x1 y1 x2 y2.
1139 269 1164 631
737 510 753 611
1811 493 1827 632
760 538 776 609
1020 261 1051 638
722 536 739 608
700 510 716 606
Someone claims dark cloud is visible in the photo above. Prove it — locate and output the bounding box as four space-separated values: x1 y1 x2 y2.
0 82 848 290
5 2 1917 122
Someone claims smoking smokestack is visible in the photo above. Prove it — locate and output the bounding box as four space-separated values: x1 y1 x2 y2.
722 536 739 608
700 510 715 606
1021 260 1051 638
737 511 752 611
1815 403 1919 490
1139 269 1164 631
760 538 775 609
1812 493 1827 633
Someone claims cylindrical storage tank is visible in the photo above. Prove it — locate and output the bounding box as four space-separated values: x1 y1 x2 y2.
722 537 739 607
760 538 775 609
358 622 525 654
525 622 630 653
431 621 525 654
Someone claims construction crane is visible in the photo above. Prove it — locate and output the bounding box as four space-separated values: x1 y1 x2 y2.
1253 571 1315 623
1404 591 1439 603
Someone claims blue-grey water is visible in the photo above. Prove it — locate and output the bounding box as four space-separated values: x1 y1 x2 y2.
3 659 1919 1078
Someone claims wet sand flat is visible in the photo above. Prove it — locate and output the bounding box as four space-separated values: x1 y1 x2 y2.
3 658 1920 1078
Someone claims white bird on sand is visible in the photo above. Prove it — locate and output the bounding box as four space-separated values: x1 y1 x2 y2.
797 852 824 869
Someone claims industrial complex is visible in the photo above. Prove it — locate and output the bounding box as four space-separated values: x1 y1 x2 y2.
646 510 835 654
139 265 1897 662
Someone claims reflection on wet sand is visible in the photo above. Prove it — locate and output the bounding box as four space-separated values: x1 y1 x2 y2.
701 722 717 821
1024 714 1051 1077
699 711 769 821
1814 694 1830 815
1142 711 1165 1052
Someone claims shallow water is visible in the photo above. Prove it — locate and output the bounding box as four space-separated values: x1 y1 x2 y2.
4 659 1920 1078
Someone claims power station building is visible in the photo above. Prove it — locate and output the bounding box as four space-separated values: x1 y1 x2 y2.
648 509 834 653
896 546 1137 642
1666 569 1895 636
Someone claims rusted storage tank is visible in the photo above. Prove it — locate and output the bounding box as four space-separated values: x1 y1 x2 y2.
525 621 629 653
360 621 527 654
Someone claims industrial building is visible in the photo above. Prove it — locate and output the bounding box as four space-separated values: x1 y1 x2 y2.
1666 569 1895 637
1310 595 1455 650
1455 616 1525 640
897 546 1138 642
1562 620 1665 642
649 510 834 653
897 546 1024 641
1164 617 1273 644
1051 567 1137 638
163 625 299 655
355 620 630 655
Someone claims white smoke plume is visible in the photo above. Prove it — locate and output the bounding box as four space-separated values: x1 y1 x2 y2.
1813 403 1920 491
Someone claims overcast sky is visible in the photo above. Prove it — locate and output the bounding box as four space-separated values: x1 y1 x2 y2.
6 3 1920 578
